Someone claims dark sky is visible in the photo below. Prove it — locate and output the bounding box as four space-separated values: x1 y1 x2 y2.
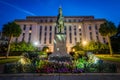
0 0 120 31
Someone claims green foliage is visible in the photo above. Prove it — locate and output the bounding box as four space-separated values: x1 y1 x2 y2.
74 58 87 69
84 41 109 53
2 22 22 58
99 21 117 36
36 60 48 69
2 22 22 37
72 42 83 51
10 42 36 51
99 21 117 55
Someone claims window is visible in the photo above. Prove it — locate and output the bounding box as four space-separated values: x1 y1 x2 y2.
40 20 43 23
69 33 72 43
79 33 82 36
69 19 71 22
74 25 76 30
39 26 42 43
80 38 82 41
50 19 53 22
64 26 66 34
45 26 47 31
22 33 25 41
90 36 93 40
74 32 76 36
23 33 25 36
64 19 67 22
69 26 71 31
89 25 91 30
49 32 52 44
45 19 47 22
40 26 42 30
96 36 99 41
30 25 32 30
79 29 81 31
90 32 92 40
75 37 77 42
96 32 98 35
90 32 92 35
74 19 76 22
15 38 18 43
78 19 81 22
50 26 52 31
44 37 46 44
28 33 31 42
95 24 98 30
44 32 47 36
103 38 106 43
23 25 26 30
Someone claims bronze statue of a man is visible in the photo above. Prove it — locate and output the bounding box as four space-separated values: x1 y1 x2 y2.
56 7 64 33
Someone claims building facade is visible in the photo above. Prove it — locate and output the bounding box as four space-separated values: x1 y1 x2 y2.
14 16 107 53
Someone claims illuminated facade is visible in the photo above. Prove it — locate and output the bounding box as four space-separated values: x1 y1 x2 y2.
14 16 107 53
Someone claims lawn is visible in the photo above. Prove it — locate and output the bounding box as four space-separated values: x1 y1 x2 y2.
96 54 120 63
0 56 20 64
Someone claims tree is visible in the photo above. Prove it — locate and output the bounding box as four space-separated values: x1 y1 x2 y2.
99 21 117 55
2 22 22 58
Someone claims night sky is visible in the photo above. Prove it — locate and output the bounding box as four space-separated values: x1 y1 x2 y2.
0 0 120 31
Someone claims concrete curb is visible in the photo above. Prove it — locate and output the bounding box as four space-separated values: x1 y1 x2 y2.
0 73 120 77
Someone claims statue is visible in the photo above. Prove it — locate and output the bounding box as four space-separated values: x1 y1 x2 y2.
56 7 64 33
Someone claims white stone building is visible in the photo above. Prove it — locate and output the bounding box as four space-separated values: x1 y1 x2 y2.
14 16 107 53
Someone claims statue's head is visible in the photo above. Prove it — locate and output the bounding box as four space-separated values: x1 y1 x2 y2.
59 7 62 15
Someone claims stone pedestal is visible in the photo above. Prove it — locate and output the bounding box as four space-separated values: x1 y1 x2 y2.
54 33 66 53
49 33 72 62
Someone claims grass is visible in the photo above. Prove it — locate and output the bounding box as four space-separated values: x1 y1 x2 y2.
96 54 120 63
0 56 20 64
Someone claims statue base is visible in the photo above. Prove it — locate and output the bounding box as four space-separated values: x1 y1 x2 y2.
48 33 72 62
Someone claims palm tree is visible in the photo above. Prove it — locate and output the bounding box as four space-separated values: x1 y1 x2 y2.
2 22 22 58
99 21 117 55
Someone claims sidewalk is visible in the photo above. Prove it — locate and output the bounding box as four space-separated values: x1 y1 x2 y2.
0 73 120 80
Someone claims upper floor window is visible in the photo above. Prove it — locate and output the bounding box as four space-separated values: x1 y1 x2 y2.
50 19 53 22
45 19 47 22
89 25 92 30
74 32 76 36
23 25 26 30
30 25 32 30
44 32 47 36
69 19 71 22
23 33 25 36
50 26 52 31
74 25 76 30
45 26 47 31
103 38 106 43
40 20 43 23
74 19 76 22
64 19 67 22
78 19 81 22
90 32 92 36
96 32 98 35
69 26 71 31
95 24 98 30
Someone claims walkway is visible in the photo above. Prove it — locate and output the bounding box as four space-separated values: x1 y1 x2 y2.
0 73 120 80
